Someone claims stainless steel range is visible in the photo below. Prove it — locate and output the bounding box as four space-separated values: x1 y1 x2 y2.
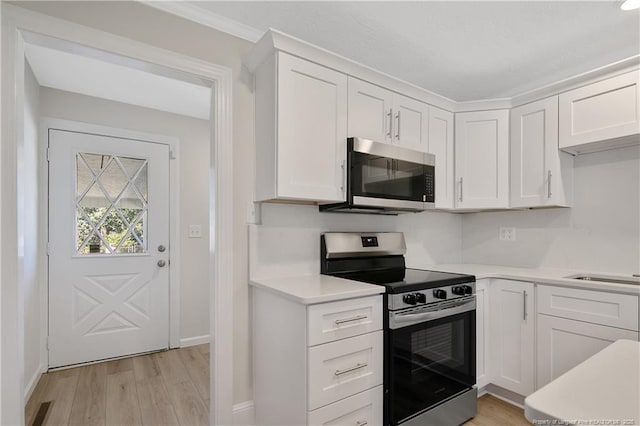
321 232 477 426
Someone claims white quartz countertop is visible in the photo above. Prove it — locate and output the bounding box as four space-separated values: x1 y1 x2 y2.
422 264 640 295
524 339 640 424
249 274 384 305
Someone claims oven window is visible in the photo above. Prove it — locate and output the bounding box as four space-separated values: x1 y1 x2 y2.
350 151 428 201
388 310 475 424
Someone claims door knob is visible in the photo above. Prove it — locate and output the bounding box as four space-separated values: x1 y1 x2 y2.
158 245 166 252
157 260 166 267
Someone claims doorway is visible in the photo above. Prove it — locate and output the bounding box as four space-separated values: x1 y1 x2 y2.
1 5 236 424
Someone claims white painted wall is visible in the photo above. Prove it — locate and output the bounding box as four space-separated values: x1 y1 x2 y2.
23 61 44 399
462 146 640 275
39 88 211 340
250 204 462 278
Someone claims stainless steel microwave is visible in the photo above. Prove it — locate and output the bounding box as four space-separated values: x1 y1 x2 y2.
320 137 435 214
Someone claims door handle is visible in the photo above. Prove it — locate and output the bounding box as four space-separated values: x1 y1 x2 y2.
547 170 552 199
395 111 401 140
334 362 368 376
458 178 464 202
386 109 393 139
340 160 346 193
157 260 166 268
523 290 527 321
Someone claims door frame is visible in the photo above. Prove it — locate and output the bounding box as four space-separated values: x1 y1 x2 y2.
41 118 182 366
1 4 235 425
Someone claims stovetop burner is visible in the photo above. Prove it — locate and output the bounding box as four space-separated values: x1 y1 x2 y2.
334 268 475 294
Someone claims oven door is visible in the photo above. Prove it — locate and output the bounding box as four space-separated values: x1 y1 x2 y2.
348 138 435 209
387 297 476 425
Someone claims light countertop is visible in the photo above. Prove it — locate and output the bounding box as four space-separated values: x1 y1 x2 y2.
249 274 384 305
423 264 640 295
524 339 640 423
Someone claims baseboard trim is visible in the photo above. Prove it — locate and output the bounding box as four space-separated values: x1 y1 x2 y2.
484 384 526 408
179 334 210 348
232 400 255 425
24 364 46 403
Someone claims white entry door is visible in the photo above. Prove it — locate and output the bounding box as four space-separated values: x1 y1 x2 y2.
48 129 170 368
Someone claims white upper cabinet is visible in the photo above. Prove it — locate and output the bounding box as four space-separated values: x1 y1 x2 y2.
559 70 640 154
347 77 429 152
392 94 429 152
428 106 455 209
510 96 573 208
455 110 510 209
348 77 394 143
255 52 348 203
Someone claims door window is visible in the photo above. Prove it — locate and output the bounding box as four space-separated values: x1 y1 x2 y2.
76 152 148 255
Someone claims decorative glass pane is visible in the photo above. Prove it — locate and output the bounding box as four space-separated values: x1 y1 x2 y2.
76 152 148 255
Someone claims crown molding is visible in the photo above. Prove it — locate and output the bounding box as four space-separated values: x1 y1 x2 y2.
143 1 263 43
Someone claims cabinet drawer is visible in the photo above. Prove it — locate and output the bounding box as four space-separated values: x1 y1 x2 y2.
308 331 383 410
308 386 383 426
537 285 639 330
308 296 382 346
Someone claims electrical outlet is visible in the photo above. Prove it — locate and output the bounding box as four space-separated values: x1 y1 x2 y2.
188 225 202 238
499 227 516 241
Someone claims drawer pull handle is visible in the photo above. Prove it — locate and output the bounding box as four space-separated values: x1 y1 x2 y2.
335 315 368 326
356 421 368 426
335 363 368 376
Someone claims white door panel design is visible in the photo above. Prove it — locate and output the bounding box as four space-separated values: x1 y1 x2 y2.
49 129 170 368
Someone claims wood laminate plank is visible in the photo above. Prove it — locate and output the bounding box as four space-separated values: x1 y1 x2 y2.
154 349 190 384
133 354 162 381
40 370 80 426
136 376 179 426
105 371 142 426
105 357 134 375
25 372 50 426
163 380 209 426
464 395 530 426
196 344 209 357
68 363 107 426
178 347 210 402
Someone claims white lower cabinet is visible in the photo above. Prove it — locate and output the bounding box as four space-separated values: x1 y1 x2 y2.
475 279 490 388
536 314 639 389
308 386 383 426
489 279 535 396
253 288 383 425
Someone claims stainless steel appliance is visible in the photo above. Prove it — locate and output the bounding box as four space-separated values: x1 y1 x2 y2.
320 138 435 214
321 232 477 426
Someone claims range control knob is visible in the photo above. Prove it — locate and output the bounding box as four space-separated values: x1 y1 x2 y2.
451 286 465 296
463 285 473 295
403 294 417 305
433 289 447 300
415 293 426 304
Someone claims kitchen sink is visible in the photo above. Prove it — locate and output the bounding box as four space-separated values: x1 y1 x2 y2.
565 274 640 286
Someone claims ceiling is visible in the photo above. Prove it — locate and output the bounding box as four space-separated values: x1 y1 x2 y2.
191 1 640 101
25 42 211 120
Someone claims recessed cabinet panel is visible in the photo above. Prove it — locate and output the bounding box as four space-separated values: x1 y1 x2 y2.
393 94 429 152
559 70 640 154
429 106 455 209
348 77 393 143
489 279 535 396
536 314 638 389
510 96 572 208
307 385 383 426
278 53 348 202
455 110 510 209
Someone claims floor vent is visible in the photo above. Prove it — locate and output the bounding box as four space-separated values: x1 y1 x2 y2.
32 401 52 426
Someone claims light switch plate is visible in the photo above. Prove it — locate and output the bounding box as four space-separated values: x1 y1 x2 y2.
188 225 202 238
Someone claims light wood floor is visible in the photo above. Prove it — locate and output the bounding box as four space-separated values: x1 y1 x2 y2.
26 347 529 426
466 394 531 425
25 344 210 426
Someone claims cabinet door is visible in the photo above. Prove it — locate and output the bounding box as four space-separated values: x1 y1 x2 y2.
559 70 640 153
392 94 429 152
455 110 510 209
428 106 455 209
475 279 491 388
277 53 348 202
511 97 572 208
536 314 638 389
347 77 394 143
490 279 535 396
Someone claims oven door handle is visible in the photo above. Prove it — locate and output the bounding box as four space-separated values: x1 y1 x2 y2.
389 298 476 329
